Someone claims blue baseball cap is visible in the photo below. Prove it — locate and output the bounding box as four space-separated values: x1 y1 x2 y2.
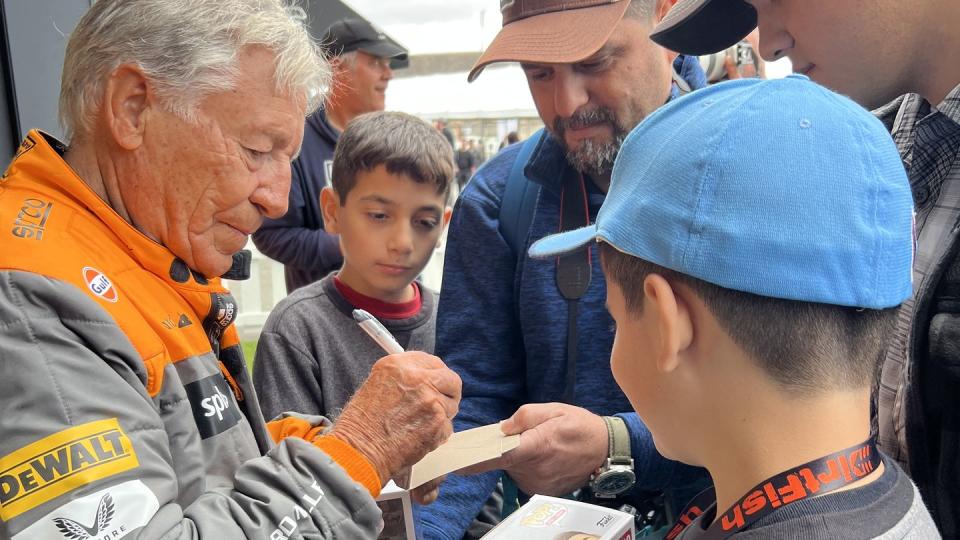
529 75 914 309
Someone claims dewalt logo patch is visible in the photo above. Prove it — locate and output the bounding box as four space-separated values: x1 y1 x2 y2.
0 418 139 521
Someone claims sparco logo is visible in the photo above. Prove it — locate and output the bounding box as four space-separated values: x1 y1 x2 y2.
216 301 235 329
184 373 242 439
82 267 118 303
11 198 53 240
202 385 230 421
52 493 121 540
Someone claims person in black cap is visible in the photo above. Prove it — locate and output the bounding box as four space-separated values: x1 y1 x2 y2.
651 1 960 537
252 17 407 293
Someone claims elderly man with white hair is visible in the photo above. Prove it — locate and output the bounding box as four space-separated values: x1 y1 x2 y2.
0 1 459 538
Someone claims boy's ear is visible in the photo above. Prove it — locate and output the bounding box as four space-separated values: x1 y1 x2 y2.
643 273 693 374
654 0 681 64
320 187 341 234
655 0 680 22
437 207 453 248
105 63 152 150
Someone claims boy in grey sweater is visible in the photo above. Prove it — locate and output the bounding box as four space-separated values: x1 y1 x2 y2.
254 111 454 422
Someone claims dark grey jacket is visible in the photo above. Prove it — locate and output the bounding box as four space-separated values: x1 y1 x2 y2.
252 109 344 293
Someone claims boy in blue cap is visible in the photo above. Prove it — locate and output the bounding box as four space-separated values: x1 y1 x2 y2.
529 76 939 537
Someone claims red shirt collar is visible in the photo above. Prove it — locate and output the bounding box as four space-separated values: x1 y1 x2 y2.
333 277 422 320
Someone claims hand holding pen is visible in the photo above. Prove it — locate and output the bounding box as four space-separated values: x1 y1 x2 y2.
326 309 462 504
353 309 405 354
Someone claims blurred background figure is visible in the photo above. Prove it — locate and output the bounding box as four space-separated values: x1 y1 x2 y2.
698 29 765 83
252 17 408 293
455 139 477 190
498 131 521 151
436 118 456 148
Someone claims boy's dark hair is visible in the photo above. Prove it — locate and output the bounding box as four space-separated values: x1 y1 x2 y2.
599 243 898 393
331 111 455 203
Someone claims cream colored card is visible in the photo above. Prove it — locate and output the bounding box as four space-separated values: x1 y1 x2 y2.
407 423 520 489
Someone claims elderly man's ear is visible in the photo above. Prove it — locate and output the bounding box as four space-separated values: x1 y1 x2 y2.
104 63 152 150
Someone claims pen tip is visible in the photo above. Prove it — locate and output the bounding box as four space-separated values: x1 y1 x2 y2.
352 309 367 323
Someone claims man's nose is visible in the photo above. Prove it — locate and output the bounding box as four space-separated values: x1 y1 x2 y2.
553 68 590 120
251 161 291 219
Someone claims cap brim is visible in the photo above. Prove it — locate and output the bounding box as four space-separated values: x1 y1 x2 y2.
354 40 408 61
528 225 599 259
650 0 757 55
469 1 630 82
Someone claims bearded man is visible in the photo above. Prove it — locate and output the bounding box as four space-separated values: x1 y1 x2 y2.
419 1 709 538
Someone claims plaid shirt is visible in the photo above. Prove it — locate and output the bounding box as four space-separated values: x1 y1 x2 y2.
876 82 960 469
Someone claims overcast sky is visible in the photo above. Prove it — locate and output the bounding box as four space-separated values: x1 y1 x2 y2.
343 0 791 77
344 0 500 54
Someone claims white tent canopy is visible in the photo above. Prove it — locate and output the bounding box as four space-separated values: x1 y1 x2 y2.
387 64 538 120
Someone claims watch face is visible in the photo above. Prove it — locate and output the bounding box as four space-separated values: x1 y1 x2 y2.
595 471 635 496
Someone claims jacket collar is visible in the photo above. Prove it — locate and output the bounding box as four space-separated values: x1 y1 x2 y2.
877 82 960 134
17 130 242 288
306 108 341 147
937 82 960 127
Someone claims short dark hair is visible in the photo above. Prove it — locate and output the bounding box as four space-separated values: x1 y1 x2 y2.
599 243 899 393
332 111 455 203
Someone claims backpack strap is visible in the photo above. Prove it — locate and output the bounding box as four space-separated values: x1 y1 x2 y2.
499 129 545 256
555 167 591 405
498 131 592 519
497 127 591 405
672 65 693 95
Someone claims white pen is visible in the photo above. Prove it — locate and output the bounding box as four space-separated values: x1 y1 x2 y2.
352 309 405 355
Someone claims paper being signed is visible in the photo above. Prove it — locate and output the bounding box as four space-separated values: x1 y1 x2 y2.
402 423 520 489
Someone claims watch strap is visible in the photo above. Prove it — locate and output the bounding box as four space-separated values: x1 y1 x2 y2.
603 416 631 464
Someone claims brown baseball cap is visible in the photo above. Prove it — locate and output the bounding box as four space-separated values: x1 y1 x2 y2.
468 0 632 82
649 0 756 56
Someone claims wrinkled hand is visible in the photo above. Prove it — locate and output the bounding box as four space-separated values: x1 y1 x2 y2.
459 403 608 496
328 352 461 487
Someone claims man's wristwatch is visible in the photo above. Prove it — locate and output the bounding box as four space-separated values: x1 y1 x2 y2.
589 416 635 498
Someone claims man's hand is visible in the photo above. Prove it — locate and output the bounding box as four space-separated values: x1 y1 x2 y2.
328 352 461 487
460 403 609 496
411 476 445 505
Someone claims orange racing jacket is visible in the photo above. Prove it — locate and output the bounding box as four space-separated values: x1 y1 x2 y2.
0 131 381 539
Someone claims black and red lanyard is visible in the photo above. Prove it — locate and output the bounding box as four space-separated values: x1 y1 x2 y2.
666 439 882 540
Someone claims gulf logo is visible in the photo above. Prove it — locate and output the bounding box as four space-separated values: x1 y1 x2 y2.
82 267 118 303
